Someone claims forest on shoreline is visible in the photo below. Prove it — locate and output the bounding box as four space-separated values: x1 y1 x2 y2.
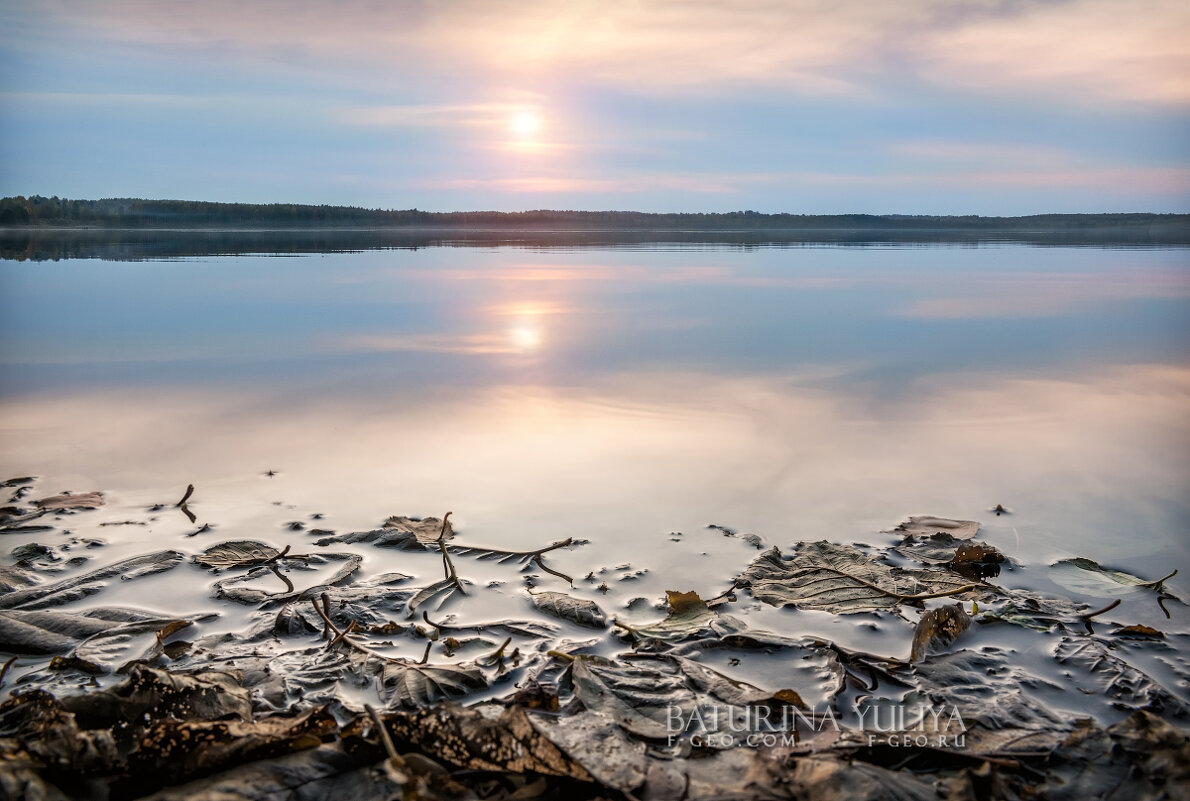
2 194 1187 234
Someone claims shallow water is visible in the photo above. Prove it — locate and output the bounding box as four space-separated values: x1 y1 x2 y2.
1 237 1188 720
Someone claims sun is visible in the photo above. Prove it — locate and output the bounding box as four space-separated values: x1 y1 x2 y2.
508 110 540 138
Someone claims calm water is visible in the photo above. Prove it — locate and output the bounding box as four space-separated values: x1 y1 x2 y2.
1 238 1189 691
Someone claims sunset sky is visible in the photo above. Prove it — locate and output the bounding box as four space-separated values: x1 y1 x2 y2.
1 0 1187 214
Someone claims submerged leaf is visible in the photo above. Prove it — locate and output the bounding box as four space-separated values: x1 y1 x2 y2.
737 542 978 615
0 551 184 610
406 577 471 616
889 516 979 541
315 516 452 550
379 660 487 708
32 492 104 511
614 590 746 643
195 541 284 570
214 553 362 606
909 603 971 662
0 607 191 656
1050 558 1179 598
530 591 608 628
1053 637 1187 715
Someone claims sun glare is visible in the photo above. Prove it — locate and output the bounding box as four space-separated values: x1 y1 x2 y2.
509 110 540 138
510 324 542 350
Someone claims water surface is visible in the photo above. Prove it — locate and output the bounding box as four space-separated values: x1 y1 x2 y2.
1 236 1188 709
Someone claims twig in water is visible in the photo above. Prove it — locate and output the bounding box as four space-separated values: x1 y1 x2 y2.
532 554 573 584
0 656 16 687
175 484 195 507
417 642 431 665
1080 598 1121 621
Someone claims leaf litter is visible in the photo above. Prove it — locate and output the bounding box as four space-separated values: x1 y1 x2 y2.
0 493 1187 801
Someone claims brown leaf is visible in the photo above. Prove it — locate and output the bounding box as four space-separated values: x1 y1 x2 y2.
947 542 1005 580
127 705 337 786
890 516 979 540
32 492 104 511
909 603 971 662
1111 624 1164 639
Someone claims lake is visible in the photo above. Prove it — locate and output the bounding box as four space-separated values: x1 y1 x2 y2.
1 233 1188 713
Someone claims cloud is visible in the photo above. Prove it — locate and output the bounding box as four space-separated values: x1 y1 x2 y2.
17 0 1190 106
898 269 1190 319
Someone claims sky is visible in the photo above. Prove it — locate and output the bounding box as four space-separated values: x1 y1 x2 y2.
0 0 1188 214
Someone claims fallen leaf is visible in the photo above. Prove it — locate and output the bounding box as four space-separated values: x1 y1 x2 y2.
1052 636 1187 715
613 589 747 643
1050 558 1179 598
1111 624 1164 639
194 541 287 570
0 551 185 610
889 516 979 541
378 660 488 708
314 515 452 550
32 492 104 511
529 591 608 628
909 603 971 662
737 542 979 615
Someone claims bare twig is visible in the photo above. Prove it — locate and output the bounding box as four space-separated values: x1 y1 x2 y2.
1080 598 1121 621
175 484 194 507
532 554 573 584
269 564 295 594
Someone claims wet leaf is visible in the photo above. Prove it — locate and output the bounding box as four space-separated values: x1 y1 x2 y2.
947 542 1004 580
909 603 971 662
407 577 471 615
378 660 488 708
194 541 286 570
0 607 192 655
1111 624 1164 639
737 542 979 615
60 664 253 727
0 689 119 774
1050 558 1179 598
0 563 37 592
912 645 1069 731
889 516 979 541
362 703 600 783
530 590 608 628
1045 711 1190 801
31 492 104 511
126 745 403 801
1052 636 1187 715
613 589 747 643
126 705 337 787
0 550 184 610
314 515 452 550
214 553 361 606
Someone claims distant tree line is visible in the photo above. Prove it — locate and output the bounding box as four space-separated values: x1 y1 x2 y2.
1 195 1187 233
